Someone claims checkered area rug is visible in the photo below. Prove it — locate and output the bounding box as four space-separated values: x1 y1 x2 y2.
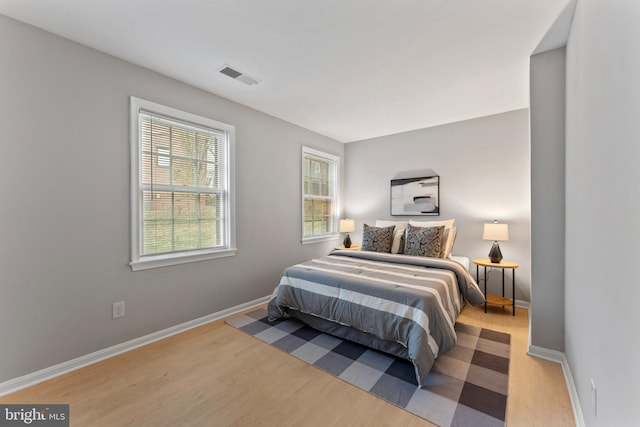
227 308 510 427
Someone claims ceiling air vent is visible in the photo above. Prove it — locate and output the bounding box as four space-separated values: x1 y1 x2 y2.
218 64 259 86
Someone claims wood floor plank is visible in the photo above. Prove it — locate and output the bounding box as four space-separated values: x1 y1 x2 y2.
1 305 574 426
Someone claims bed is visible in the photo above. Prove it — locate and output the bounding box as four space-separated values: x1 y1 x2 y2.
267 246 486 387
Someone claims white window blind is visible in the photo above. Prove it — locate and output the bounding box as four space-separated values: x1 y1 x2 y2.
130 97 236 270
302 147 339 241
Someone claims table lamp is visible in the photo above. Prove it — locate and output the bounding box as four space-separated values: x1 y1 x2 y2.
483 220 509 263
339 218 355 248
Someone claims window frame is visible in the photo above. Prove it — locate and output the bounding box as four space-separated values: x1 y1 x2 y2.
301 146 340 244
130 96 236 271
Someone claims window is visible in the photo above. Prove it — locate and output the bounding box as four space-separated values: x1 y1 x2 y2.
302 147 339 242
130 97 236 270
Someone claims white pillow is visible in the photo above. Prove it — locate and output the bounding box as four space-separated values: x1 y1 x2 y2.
443 226 457 258
375 220 408 254
409 219 456 258
409 218 455 231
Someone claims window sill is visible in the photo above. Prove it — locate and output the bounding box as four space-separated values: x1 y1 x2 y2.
130 248 237 271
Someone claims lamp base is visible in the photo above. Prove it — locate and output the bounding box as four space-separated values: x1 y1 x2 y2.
343 234 352 249
488 241 503 263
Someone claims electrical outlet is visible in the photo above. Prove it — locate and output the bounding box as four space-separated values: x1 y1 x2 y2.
590 378 597 416
112 301 125 319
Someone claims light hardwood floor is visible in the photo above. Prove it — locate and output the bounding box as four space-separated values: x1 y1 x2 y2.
1 305 575 426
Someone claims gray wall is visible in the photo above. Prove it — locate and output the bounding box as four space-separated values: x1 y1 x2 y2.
529 47 566 352
344 110 531 302
565 1 640 425
0 16 343 382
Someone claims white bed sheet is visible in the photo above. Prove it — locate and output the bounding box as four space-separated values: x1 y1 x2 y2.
450 255 470 271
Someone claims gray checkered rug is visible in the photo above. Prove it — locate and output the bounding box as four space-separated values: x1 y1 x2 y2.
227 308 510 427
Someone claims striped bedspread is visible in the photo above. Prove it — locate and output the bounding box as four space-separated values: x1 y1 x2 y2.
267 250 485 386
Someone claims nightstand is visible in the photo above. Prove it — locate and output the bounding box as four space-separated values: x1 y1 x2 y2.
336 245 361 250
472 259 519 316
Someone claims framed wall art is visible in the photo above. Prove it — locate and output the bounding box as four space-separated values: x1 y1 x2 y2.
391 175 440 216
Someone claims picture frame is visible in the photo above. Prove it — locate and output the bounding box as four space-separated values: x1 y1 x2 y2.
391 175 440 216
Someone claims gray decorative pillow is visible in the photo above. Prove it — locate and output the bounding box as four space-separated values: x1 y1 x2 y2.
404 224 444 257
361 224 396 253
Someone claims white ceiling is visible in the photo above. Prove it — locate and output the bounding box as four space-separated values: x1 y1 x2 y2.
0 0 571 142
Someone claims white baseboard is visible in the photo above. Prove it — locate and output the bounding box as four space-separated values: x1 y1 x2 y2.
528 345 585 427
0 295 270 397
527 344 564 363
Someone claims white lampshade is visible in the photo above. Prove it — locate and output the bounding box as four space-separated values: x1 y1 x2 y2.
483 223 509 241
339 218 355 233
